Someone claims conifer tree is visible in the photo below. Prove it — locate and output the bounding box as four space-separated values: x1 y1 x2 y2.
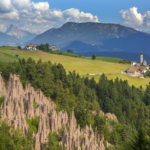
130 128 149 150
143 84 150 105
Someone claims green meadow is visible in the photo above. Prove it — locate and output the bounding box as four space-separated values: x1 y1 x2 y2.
1 46 150 88
86 56 124 63
0 46 130 76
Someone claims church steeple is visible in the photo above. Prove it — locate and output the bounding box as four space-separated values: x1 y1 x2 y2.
140 51 143 64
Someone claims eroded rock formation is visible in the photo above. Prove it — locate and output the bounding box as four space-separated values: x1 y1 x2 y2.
0 74 110 150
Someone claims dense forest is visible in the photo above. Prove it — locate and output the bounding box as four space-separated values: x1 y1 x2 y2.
0 58 150 149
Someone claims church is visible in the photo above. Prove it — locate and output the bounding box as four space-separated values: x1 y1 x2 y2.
130 51 148 67
140 51 147 66
127 51 149 75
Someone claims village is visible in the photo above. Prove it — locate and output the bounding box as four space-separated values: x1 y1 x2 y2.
125 51 149 78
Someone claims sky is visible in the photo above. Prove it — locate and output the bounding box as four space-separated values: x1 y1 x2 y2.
1 0 150 33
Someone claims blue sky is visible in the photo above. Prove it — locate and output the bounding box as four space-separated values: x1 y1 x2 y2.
33 0 150 24
0 0 150 32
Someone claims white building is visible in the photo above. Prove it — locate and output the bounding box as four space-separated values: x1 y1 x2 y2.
26 44 38 50
49 45 57 51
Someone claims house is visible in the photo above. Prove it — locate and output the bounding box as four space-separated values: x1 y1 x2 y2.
26 43 38 50
130 61 137 66
138 66 147 73
126 67 140 75
49 45 57 51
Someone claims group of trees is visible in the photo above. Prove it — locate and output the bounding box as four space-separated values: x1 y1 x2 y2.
92 54 96 60
1 58 150 149
118 59 130 64
38 43 50 52
66 49 73 53
0 121 34 150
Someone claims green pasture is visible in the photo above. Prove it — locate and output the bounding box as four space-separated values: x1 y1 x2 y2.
0 46 130 76
86 56 124 63
1 46 149 89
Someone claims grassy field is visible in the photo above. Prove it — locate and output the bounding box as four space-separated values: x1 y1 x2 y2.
0 46 150 88
47 50 83 58
86 74 150 89
86 56 124 63
0 46 130 75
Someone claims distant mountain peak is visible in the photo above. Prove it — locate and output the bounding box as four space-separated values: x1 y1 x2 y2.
5 24 21 33
5 24 40 42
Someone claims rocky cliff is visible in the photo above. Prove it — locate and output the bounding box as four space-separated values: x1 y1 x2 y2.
0 73 111 150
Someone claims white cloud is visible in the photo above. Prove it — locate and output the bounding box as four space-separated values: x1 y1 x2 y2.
119 7 150 29
0 0 12 13
31 2 49 11
62 8 99 22
0 0 99 32
0 9 19 20
12 0 30 9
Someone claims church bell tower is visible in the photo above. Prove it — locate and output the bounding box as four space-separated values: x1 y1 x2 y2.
140 51 143 64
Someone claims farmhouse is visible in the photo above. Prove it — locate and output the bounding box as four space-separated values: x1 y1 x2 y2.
49 45 57 51
138 66 147 73
126 67 140 75
26 43 38 50
130 61 136 66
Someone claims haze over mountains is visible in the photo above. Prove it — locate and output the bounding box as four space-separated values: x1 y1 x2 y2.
0 30 22 46
1 22 150 57
5 24 40 41
26 22 150 55
0 24 42 46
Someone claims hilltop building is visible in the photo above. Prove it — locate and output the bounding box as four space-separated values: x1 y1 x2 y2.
140 51 147 66
126 67 140 75
49 45 57 51
138 66 147 73
140 51 143 63
130 61 137 66
26 43 38 50
130 51 148 67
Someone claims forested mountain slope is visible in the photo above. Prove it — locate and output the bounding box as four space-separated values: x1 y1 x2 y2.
1 58 150 149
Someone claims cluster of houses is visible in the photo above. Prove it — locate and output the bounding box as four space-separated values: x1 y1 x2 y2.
126 51 149 75
25 43 58 51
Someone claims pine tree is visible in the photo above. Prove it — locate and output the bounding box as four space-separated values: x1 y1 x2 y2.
130 128 149 150
143 84 150 105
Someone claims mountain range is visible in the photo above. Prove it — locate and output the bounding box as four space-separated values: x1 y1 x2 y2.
26 22 150 55
5 24 39 42
1 22 150 57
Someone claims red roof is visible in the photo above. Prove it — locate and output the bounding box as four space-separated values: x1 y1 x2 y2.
138 66 147 71
127 70 139 73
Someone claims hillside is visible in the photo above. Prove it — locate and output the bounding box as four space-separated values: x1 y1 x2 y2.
82 51 150 64
26 22 150 55
86 57 125 63
0 73 109 150
1 57 150 149
0 46 130 75
1 46 150 89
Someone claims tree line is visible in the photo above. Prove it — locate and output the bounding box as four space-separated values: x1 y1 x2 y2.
0 58 150 149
